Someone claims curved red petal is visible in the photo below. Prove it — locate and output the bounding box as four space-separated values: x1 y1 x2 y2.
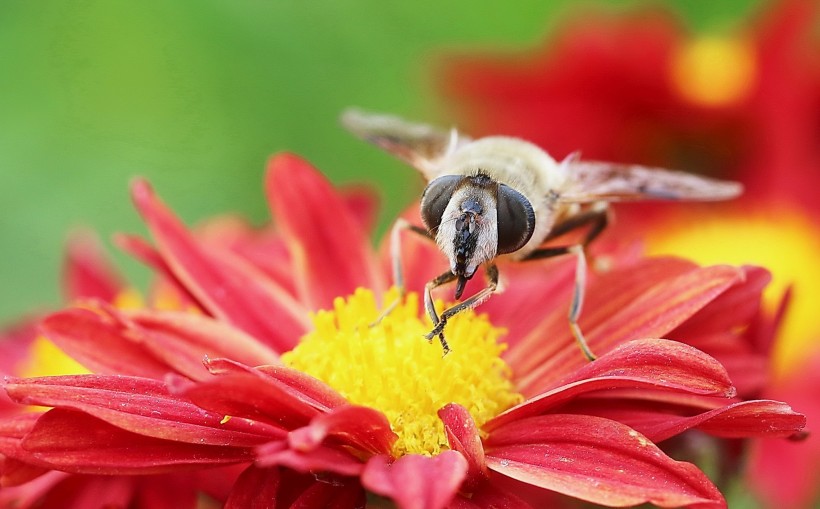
489 339 734 431
506 257 696 380
131 178 309 352
266 153 385 310
514 263 743 395
362 452 467 509
226 465 365 509
255 364 349 411
225 466 283 509
255 440 365 477
40 306 176 378
289 478 366 509
288 405 396 456
126 309 280 380
113 233 204 311
4 374 280 446
485 414 725 508
656 399 806 442
195 216 299 298
446 480 536 509
0 470 68 505
168 365 346 431
438 403 488 490
671 265 771 339
569 397 807 443
62 229 124 303
22 409 252 475
195 359 347 412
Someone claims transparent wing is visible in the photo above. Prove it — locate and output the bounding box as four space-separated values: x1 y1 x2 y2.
559 161 743 203
341 108 471 179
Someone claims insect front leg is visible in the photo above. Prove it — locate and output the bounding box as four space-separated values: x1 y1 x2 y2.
424 264 499 355
371 218 434 327
422 270 459 354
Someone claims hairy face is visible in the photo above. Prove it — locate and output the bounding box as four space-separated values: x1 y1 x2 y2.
435 184 498 280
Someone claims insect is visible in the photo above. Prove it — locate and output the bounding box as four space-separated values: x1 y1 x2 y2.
341 109 742 359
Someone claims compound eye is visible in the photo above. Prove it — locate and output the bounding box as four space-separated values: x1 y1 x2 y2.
420 175 462 231
496 184 535 254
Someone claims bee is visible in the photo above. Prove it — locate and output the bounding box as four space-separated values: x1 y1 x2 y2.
341 109 742 359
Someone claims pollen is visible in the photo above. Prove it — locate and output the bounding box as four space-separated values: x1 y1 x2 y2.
282 288 522 457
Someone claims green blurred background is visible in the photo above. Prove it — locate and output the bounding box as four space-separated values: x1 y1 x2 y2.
0 0 762 323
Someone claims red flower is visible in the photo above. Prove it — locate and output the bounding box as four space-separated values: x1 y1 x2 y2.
1 155 805 508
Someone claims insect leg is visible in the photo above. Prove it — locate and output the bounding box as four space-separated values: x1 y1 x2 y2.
542 203 610 244
371 218 434 327
522 244 596 361
424 265 499 354
423 270 459 354
520 207 608 362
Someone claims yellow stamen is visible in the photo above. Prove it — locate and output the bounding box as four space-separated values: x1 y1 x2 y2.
670 35 756 107
647 207 820 376
282 288 522 457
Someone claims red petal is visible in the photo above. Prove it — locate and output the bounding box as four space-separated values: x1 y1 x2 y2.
289 477 366 509
362 452 467 509
131 178 309 352
511 261 742 396
446 481 536 509
0 470 68 506
5 374 280 446
288 405 396 456
255 364 349 411
438 403 488 490
22 409 252 474
199 358 348 412
378 204 448 297
168 366 342 431
195 216 299 298
571 398 807 443
62 229 123 302
704 400 808 441
488 339 734 431
0 413 51 483
36 475 136 509
482 258 576 350
485 414 725 508
226 466 365 509
131 473 199 509
265 153 385 310
340 185 381 235
255 440 365 477
506 257 695 380
671 266 770 339
40 306 174 378
126 309 280 380
113 233 204 311
224 466 283 509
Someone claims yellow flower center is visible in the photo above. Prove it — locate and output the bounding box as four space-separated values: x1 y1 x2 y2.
282 288 522 457
647 207 820 376
670 35 756 107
